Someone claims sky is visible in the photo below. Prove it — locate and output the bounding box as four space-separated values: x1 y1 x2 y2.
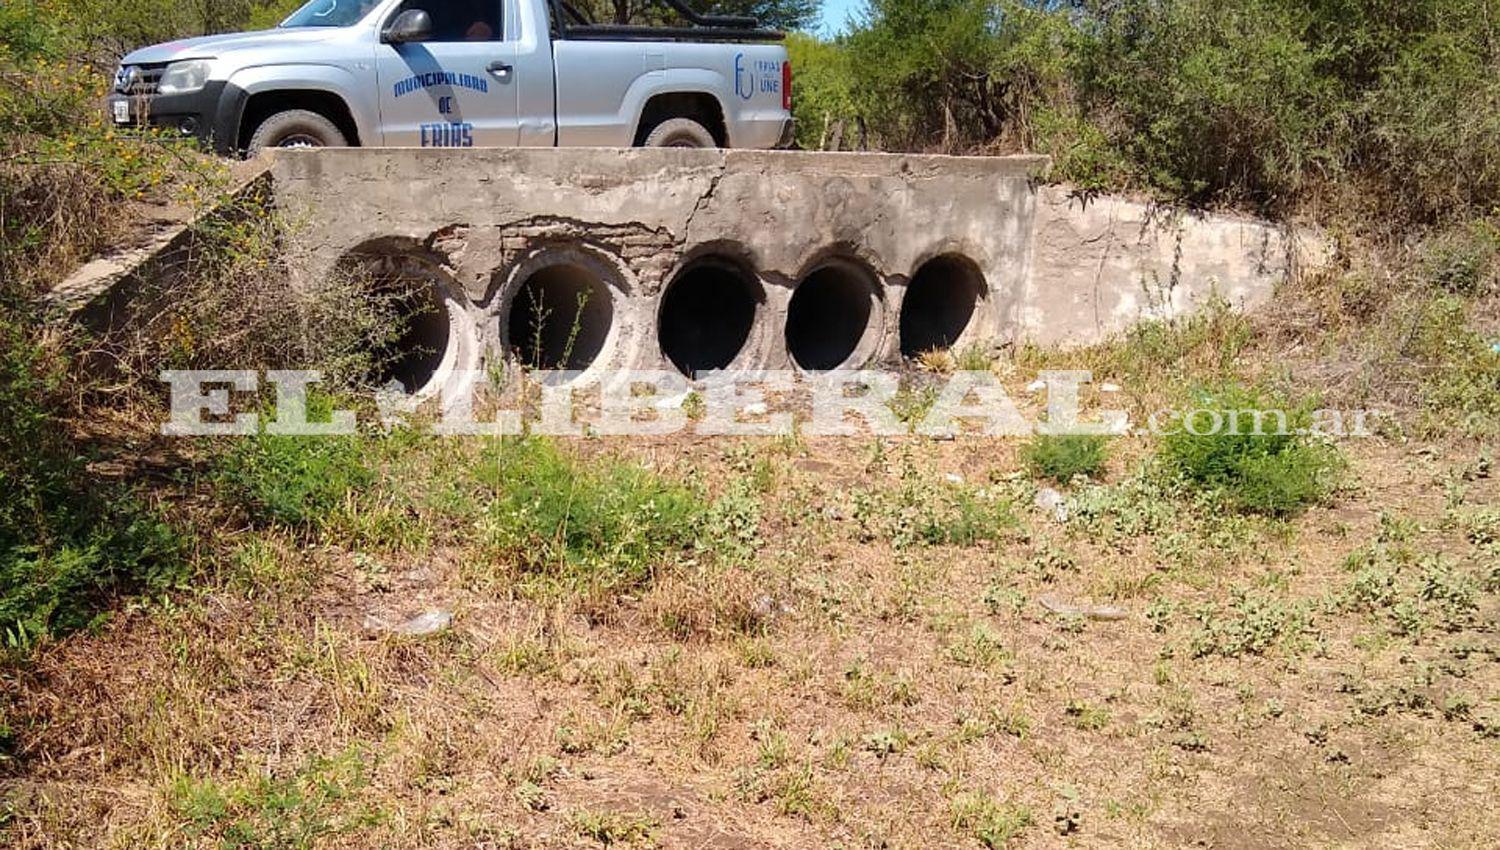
816 0 863 36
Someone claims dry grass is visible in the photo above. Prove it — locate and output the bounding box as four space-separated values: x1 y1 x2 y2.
1 421 1496 849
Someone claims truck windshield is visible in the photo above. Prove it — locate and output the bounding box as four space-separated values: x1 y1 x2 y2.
280 0 380 28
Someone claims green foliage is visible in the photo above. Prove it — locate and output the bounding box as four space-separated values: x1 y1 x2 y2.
796 0 1500 220
1419 219 1500 298
852 456 1018 548
699 480 764 564
949 791 1032 849
170 749 374 850
0 500 181 650
1190 590 1310 658
0 4 197 650
1402 296 1500 438
1363 9 1500 222
1077 0 1342 206
1021 434 1110 483
570 809 658 845
0 321 182 650
247 0 303 30
572 0 819 30
786 32 857 148
474 439 709 595
844 0 1013 150
0 2 64 63
212 398 375 529
1159 383 1342 516
887 383 939 427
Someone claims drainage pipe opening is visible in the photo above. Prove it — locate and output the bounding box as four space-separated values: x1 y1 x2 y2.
342 252 460 397
899 254 986 358
382 283 452 394
659 258 762 377
507 263 613 371
785 259 879 372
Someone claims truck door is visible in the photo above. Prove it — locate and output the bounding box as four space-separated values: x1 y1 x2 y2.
375 0 520 147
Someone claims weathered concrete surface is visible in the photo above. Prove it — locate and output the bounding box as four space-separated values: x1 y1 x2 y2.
41 163 271 330
1020 186 1306 347
271 148 1048 376
214 149 1305 390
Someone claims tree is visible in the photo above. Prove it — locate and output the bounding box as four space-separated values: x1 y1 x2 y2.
572 0 821 31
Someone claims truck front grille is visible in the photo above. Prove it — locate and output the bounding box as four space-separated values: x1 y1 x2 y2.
114 63 168 96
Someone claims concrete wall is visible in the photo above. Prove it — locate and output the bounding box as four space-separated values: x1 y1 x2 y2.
1021 186 1302 347
267 148 1304 391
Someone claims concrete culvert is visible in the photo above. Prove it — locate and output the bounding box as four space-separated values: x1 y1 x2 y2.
786 259 879 371
507 263 613 371
900 254 986 358
659 258 762 377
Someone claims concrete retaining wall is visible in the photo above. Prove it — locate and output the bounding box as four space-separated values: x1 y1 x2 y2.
266 148 1305 393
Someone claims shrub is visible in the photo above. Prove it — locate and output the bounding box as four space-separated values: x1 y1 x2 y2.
1402 297 1500 439
1021 434 1110 483
118 196 421 394
845 0 1013 151
851 459 1019 548
786 32 859 150
800 0 1500 223
474 439 708 595
0 322 182 648
1160 383 1342 516
0 507 181 649
1419 220 1500 297
214 432 374 529
212 395 375 529
1077 0 1342 208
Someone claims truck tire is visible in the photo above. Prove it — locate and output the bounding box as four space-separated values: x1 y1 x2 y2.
642 118 717 149
248 109 348 153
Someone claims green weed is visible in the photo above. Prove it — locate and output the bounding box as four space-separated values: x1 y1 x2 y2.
1190 590 1311 658
569 809 657 846
950 791 1033 849
472 438 706 596
1021 434 1111 483
1160 383 1342 516
851 457 1018 549
170 749 374 850
0 327 182 650
213 410 374 531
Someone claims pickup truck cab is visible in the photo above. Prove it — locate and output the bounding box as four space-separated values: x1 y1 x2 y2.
107 0 794 155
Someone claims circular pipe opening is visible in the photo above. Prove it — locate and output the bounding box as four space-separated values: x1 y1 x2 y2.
507 262 613 371
381 283 451 394
659 257 763 378
899 254 986 358
338 250 464 397
785 259 879 372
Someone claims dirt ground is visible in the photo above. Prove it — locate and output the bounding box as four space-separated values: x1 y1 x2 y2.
2 418 1496 849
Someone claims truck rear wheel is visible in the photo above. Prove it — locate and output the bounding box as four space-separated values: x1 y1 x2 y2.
248 109 348 154
642 118 717 149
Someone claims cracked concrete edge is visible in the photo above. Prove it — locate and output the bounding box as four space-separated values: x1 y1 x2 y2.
38 159 274 326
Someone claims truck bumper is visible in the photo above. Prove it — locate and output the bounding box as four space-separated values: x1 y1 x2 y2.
106 81 248 157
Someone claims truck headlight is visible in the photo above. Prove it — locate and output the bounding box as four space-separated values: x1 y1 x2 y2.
157 60 213 95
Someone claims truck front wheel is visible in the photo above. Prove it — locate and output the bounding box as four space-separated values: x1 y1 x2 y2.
248 109 348 154
642 118 717 149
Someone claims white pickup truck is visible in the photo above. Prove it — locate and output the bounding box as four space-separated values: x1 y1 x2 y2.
107 0 794 155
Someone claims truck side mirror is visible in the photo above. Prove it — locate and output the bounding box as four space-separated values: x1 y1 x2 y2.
383 9 434 44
